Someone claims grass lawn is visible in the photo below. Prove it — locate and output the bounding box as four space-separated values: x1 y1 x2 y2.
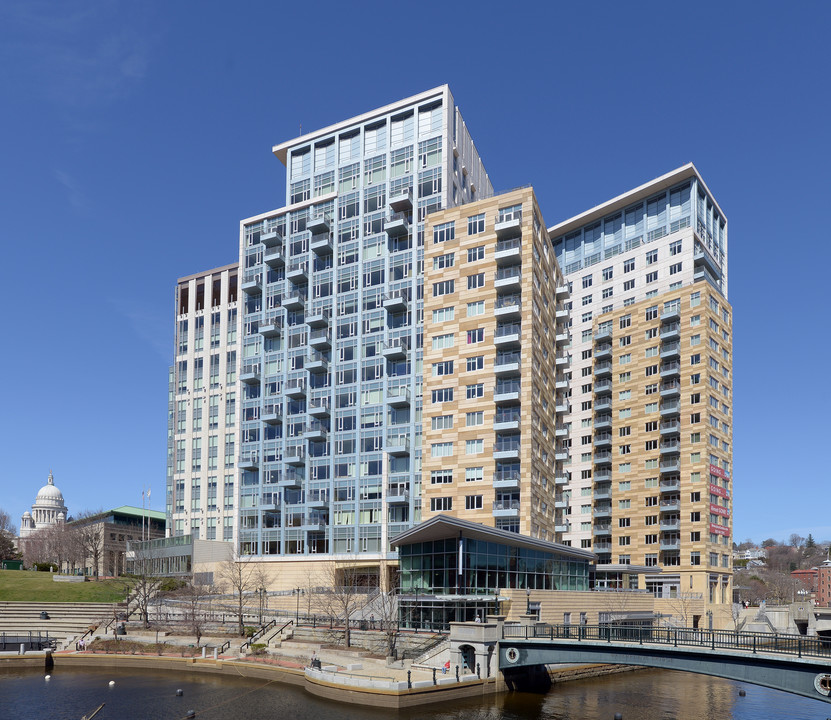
0 570 131 603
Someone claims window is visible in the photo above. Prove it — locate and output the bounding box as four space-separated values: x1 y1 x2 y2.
432 307 455 323
669 240 682 255
690 291 701 307
465 439 483 455
431 442 453 457
619 354 631 365
466 411 484 426
669 262 682 275
432 221 455 244
619 314 632 329
467 213 485 234
433 252 455 270
433 279 454 296
602 287 613 299
618 536 631 546
619 516 631 526
431 388 453 403
466 356 484 372
619 426 631 437
646 250 658 265
645 421 658 431
465 495 483 510
467 245 485 262
582 275 593 289
645 365 658 376
467 301 485 316
467 328 484 344
602 267 613 281
465 467 484 482
645 305 658 321
624 258 635 273
466 383 484 399
431 415 453 430
690 353 701 365
467 272 485 289
430 497 453 511
690 552 701 566
646 271 658 283
432 333 454 350
623 279 635 291
431 470 453 484
619 371 631 382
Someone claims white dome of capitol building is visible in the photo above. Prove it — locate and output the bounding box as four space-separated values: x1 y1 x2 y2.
19 471 68 539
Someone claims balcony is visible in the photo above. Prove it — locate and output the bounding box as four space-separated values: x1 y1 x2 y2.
594 377 613 394
494 295 522 320
382 338 409 360
305 352 328 374
494 323 522 347
659 440 680 455
284 446 306 466
660 322 680 341
659 476 681 492
593 503 612 518
555 399 571 414
308 399 330 418
241 275 262 296
555 352 571 367
660 400 680 417
660 361 681 378
660 497 680 512
302 516 327 532
386 485 410 504
306 309 330 328
262 404 282 425
306 491 330 509
555 424 569 438
555 473 569 486
593 541 612 552
594 483 612 500
593 467 612 482
594 327 613 342
555 328 570 345
555 284 569 299
593 523 612 536
494 351 521 375
261 229 283 248
385 436 410 456
594 343 613 360
238 454 259 470
282 292 306 311
264 245 285 268
494 417 520 431
388 188 413 213
259 318 281 338
494 267 522 291
240 364 260 384
494 215 522 239
493 471 521 490
554 521 571 534
385 211 409 237
660 419 680 435
309 328 331 350
386 387 411 407
594 414 612 430
494 237 522 265
494 381 521 404
661 305 681 323
694 243 722 279
304 421 328 442
594 396 612 413
383 291 408 313
492 499 520 517
593 432 612 448
594 360 612 378
660 536 681 551
660 457 681 473
286 262 308 284
555 307 569 321
594 450 613 466
285 378 306 399
494 445 521 461
660 380 681 398
277 473 301 489
307 213 330 235
660 341 681 359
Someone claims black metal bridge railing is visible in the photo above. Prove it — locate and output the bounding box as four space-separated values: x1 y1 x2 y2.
503 623 831 661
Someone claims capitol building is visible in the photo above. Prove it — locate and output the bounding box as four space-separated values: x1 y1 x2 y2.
19 471 68 539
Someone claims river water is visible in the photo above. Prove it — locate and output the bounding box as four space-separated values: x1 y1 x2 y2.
1 665 829 720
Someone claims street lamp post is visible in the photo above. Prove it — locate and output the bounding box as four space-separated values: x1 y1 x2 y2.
526 586 531 615
294 588 302 623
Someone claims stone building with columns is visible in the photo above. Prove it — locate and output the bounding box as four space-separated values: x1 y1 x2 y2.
19 471 68 540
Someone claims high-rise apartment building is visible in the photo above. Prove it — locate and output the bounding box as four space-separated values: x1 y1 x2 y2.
421 187 571 542
168 264 240 544
549 164 733 609
235 87 492 562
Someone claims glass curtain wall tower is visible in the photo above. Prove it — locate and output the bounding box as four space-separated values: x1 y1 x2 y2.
237 86 492 558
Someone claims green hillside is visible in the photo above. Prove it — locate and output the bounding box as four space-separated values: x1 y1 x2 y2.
0 570 130 602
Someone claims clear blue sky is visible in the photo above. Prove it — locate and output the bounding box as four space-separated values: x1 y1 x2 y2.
1 1 828 545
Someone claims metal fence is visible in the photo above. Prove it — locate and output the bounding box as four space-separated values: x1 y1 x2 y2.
502 623 831 660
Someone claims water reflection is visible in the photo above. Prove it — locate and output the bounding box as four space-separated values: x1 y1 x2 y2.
0 666 828 720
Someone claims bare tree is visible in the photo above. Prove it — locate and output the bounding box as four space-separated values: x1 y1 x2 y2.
0 507 17 536
73 510 105 578
177 569 216 646
312 562 364 648
664 592 704 628
217 551 269 636
129 542 166 629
